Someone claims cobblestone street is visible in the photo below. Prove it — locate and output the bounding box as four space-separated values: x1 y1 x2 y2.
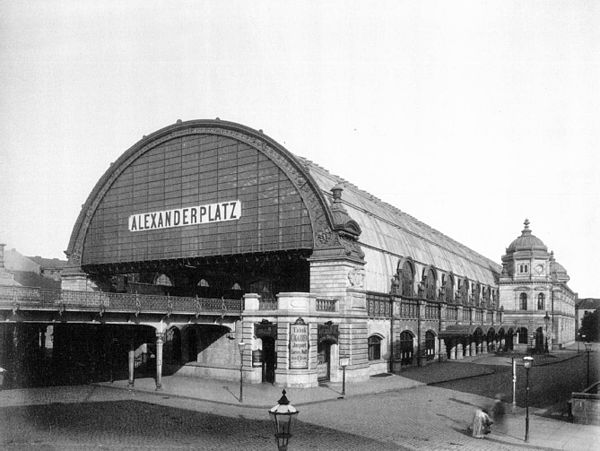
0 399 401 450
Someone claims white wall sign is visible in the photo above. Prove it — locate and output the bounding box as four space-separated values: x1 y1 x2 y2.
128 200 241 232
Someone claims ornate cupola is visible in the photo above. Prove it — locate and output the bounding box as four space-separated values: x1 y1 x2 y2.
549 251 570 283
506 219 548 254
501 219 549 278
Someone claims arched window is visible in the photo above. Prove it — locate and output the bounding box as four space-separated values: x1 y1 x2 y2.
400 261 414 297
460 279 469 304
154 273 173 286
368 335 382 361
474 283 481 305
197 279 209 287
423 267 436 301
519 293 528 310
444 274 454 303
537 293 545 310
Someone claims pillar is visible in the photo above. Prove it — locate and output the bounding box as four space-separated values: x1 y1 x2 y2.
456 343 463 360
39 326 46 355
12 324 21 387
155 331 164 390
128 338 135 389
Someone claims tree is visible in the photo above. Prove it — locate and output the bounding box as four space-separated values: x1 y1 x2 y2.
579 309 600 342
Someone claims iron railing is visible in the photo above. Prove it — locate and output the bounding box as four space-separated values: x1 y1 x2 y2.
0 285 242 315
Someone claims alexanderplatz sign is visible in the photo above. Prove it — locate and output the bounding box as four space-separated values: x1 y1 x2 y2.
128 200 242 232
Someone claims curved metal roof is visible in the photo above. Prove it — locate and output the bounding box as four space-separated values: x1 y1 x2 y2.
297 157 501 291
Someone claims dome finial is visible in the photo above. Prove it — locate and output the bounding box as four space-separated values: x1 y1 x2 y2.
521 218 532 236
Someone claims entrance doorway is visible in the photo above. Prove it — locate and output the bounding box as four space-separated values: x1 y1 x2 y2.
317 341 331 382
262 337 276 383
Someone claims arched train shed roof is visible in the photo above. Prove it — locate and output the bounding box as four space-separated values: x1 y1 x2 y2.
297 156 501 289
66 118 501 290
66 120 342 267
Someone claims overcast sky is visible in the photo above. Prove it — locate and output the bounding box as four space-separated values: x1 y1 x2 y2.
1 1 598 297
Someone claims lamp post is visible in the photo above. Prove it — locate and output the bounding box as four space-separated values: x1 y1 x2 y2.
523 356 534 442
585 342 592 388
543 311 550 353
579 334 586 354
269 389 299 451
339 356 349 398
238 341 247 403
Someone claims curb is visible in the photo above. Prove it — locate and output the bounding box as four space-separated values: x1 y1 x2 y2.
94 382 273 409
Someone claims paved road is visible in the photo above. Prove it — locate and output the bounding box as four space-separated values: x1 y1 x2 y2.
433 351 598 410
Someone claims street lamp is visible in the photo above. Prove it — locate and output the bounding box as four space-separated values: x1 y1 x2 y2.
543 311 550 353
238 341 247 403
523 356 534 443
585 342 592 388
269 389 299 451
339 356 349 398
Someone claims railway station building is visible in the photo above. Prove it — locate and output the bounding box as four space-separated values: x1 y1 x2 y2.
0 119 577 389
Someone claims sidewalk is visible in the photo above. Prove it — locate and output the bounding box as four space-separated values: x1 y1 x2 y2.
99 371 425 408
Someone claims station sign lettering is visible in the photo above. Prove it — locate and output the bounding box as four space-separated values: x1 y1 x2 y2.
128 200 241 232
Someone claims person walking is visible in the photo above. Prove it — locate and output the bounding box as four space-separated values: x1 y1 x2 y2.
491 393 506 433
469 407 493 438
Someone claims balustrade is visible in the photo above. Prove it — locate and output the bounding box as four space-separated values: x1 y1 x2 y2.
0 285 242 315
446 306 458 320
316 298 337 312
424 303 438 319
399 300 419 318
368 297 391 317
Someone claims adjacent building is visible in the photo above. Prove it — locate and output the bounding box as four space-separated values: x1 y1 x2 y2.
498 220 577 351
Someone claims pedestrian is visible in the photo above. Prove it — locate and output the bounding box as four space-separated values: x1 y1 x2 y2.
468 407 493 438
491 393 506 433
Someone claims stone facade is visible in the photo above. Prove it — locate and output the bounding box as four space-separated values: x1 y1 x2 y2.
499 220 577 350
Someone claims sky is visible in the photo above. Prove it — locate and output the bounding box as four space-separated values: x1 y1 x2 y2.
1 1 598 297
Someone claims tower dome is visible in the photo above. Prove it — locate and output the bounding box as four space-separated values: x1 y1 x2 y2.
506 219 548 253
549 251 570 282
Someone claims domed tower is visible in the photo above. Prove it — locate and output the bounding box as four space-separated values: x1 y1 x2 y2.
501 219 549 280
498 220 576 351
